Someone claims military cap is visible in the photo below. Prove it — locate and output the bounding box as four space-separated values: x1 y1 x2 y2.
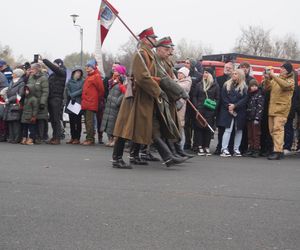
156 36 175 48
138 27 157 40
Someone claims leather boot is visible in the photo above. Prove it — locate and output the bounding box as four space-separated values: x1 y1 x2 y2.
50 139 61 145
166 139 188 161
174 142 194 158
129 143 148 165
153 138 186 167
112 138 132 169
140 144 160 162
268 152 283 160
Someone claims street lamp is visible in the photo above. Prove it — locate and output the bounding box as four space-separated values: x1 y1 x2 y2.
70 14 83 68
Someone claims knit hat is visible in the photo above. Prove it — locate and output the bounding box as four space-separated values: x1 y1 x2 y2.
13 68 25 78
178 67 190 77
0 60 7 67
281 62 293 74
86 59 97 69
54 59 64 67
114 65 126 75
23 62 31 70
203 67 214 76
248 78 258 87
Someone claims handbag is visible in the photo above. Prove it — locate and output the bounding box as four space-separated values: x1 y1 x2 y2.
203 90 216 111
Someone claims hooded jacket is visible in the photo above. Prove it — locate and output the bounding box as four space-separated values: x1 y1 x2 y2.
65 69 84 114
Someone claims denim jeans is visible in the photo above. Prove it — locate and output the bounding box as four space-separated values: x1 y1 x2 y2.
221 119 243 152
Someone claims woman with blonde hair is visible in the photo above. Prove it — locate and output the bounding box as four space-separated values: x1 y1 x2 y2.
218 69 248 157
193 67 219 156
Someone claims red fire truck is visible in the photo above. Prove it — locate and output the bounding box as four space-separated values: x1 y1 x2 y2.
202 53 300 85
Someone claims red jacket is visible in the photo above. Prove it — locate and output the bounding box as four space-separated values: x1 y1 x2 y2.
81 70 104 112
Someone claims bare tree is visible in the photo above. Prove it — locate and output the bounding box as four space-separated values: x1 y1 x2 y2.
116 36 137 72
272 35 300 60
233 25 273 56
174 38 213 60
0 44 15 66
63 52 94 69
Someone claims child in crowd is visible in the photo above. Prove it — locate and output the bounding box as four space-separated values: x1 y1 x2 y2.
21 86 38 145
244 79 264 157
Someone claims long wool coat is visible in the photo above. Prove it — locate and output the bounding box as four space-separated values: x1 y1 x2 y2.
113 43 161 145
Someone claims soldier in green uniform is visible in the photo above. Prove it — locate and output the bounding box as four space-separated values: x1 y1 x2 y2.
155 37 194 159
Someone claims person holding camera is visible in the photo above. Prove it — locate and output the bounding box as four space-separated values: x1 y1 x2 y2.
41 56 66 145
263 62 295 160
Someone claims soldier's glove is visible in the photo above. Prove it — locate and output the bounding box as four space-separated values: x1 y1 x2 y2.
71 99 76 105
176 100 184 111
39 104 45 110
30 116 37 124
254 120 260 125
180 90 189 100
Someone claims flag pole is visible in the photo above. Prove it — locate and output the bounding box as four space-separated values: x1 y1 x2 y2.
103 0 139 42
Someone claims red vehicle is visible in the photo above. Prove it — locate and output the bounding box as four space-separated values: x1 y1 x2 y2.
202 53 300 85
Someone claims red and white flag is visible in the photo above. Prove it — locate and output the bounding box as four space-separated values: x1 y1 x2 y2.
16 93 22 105
95 0 118 77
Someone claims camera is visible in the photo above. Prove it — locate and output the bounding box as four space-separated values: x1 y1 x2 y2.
264 67 272 74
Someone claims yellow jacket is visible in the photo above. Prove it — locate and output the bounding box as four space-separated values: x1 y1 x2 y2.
265 72 295 118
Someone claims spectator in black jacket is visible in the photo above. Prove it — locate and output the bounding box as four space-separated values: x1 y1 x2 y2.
215 61 234 154
283 70 299 155
238 62 255 154
184 58 202 151
244 79 264 157
41 56 66 145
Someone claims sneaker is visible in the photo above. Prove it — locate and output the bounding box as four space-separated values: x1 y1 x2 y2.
220 149 231 157
204 148 212 156
197 147 205 156
233 150 242 157
283 149 292 156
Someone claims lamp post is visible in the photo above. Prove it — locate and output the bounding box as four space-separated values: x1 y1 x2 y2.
70 14 83 68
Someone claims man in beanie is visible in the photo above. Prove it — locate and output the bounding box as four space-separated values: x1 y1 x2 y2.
81 59 104 145
238 62 255 154
41 56 66 145
26 63 49 144
0 60 13 84
244 79 264 157
264 61 295 160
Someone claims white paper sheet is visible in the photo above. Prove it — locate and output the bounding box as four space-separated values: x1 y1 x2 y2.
67 102 81 115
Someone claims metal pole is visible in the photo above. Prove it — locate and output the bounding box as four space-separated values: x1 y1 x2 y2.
80 27 83 68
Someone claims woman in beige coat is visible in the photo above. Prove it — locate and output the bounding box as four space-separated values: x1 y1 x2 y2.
176 67 192 149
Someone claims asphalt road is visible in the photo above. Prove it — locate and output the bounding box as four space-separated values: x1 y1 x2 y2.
0 141 299 250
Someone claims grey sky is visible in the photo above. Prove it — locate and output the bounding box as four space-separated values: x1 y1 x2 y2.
1 0 300 61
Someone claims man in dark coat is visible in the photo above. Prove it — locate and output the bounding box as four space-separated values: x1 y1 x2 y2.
183 58 202 151
238 62 255 154
42 57 66 145
215 61 234 154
